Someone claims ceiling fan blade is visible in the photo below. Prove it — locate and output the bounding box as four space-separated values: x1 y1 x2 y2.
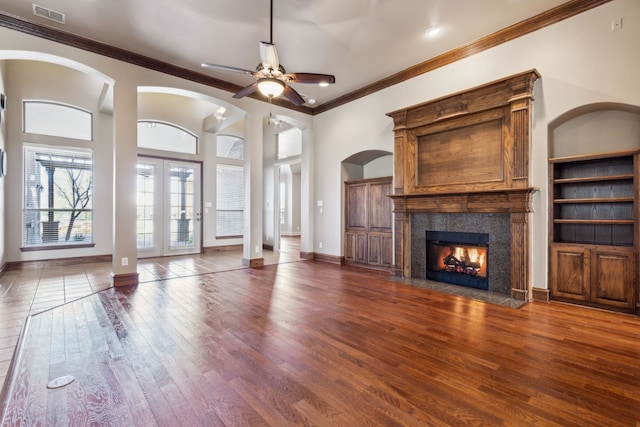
201 63 255 76
232 82 259 99
286 73 336 84
259 42 280 71
281 85 305 106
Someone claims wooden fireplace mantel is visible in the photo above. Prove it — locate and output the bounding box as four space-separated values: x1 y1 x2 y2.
390 188 537 214
387 70 540 300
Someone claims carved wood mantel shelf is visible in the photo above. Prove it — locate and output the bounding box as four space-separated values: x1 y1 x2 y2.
390 188 537 214
387 70 540 301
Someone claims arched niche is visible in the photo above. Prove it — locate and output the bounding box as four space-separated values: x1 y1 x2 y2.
342 150 393 181
549 103 640 158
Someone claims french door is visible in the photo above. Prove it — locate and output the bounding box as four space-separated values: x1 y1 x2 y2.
136 157 201 257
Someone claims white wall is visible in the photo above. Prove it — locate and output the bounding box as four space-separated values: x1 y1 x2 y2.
312 0 640 289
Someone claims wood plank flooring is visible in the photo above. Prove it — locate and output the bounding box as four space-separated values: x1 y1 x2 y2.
2 256 640 426
0 238 302 400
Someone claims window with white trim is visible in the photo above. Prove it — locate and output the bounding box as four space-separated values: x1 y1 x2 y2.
23 144 93 248
216 135 244 238
24 101 92 141
138 120 198 154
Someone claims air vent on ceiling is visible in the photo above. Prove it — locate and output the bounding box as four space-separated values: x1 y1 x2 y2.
32 4 65 24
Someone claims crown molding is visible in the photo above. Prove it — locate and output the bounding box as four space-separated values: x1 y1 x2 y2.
313 0 613 114
0 11 313 114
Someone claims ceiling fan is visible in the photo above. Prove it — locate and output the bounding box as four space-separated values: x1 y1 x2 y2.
201 0 336 106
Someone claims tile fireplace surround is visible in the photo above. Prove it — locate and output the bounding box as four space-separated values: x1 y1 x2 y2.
387 70 540 301
413 213 511 295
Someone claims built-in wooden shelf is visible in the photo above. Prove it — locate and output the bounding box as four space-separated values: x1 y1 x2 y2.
549 150 638 313
553 219 634 225
553 197 634 203
553 174 634 184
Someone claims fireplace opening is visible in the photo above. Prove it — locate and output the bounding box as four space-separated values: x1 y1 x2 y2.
426 230 489 290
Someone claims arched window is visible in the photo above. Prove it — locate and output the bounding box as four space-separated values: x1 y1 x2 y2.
138 120 198 154
23 100 93 141
22 100 94 249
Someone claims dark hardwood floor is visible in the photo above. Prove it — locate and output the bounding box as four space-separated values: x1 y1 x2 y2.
2 251 640 425
0 237 302 398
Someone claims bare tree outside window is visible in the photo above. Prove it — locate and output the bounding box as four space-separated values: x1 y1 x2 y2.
56 163 92 241
23 145 93 248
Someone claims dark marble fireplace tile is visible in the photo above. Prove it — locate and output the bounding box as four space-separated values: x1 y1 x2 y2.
411 213 511 295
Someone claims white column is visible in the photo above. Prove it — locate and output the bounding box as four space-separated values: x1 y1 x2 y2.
300 126 314 256
242 112 264 266
111 80 139 285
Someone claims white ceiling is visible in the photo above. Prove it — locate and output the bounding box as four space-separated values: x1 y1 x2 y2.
1 0 572 108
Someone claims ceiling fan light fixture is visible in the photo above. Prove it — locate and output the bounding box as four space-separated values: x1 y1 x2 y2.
257 78 285 98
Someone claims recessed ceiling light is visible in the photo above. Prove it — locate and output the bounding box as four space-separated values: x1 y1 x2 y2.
424 26 441 37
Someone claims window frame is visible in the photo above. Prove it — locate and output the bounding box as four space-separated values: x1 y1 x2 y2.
137 120 198 154
215 135 245 239
21 143 95 251
23 100 93 141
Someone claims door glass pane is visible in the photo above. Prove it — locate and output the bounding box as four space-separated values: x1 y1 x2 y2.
136 163 155 249
169 166 195 248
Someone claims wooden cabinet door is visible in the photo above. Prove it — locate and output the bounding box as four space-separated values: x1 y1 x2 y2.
344 177 393 270
346 183 368 231
368 181 392 232
550 245 590 301
590 248 635 310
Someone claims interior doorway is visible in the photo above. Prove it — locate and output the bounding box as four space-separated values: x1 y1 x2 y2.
136 156 202 258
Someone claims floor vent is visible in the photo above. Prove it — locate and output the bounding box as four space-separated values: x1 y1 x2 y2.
33 4 66 24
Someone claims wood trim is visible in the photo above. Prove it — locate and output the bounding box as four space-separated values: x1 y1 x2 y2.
532 287 551 301
5 254 112 271
242 257 264 268
313 253 344 265
203 244 243 253
0 0 612 114
111 272 139 287
299 251 314 260
390 188 537 214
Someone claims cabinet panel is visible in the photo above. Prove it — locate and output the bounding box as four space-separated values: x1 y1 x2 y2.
551 245 589 301
355 233 368 264
591 249 635 309
380 234 394 268
369 181 392 232
347 183 367 230
368 234 381 265
345 232 356 262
